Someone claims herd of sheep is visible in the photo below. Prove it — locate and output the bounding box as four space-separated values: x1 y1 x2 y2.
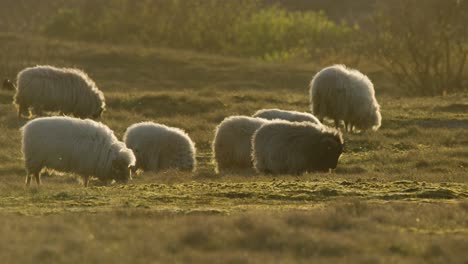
2 64 382 187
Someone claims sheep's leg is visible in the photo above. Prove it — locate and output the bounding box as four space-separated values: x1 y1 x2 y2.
34 172 41 186
334 119 340 129
344 121 349 132
83 175 90 187
25 174 32 187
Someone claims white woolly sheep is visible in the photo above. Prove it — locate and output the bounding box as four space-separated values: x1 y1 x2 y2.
21 116 135 187
2 79 15 91
253 108 321 124
212 116 269 172
252 120 343 175
14 65 105 119
123 122 196 172
309 64 381 132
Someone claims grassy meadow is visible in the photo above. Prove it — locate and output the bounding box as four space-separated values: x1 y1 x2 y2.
0 29 467 264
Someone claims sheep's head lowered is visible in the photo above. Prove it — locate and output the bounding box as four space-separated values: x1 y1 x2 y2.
307 132 344 172
92 106 105 119
111 157 133 184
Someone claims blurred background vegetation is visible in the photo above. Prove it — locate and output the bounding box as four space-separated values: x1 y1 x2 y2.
0 0 467 95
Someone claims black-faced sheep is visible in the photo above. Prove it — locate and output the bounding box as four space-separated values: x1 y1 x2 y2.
253 108 321 124
14 65 105 119
212 116 269 172
21 116 135 187
123 122 196 172
252 120 343 175
309 64 381 132
2 79 15 91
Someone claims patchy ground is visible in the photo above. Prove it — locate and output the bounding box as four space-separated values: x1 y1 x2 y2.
0 34 467 263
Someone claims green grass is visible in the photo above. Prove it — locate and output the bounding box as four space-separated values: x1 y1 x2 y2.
0 33 467 263
1 202 468 263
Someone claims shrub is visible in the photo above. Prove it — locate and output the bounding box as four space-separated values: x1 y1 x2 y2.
363 0 468 96
41 8 82 39
230 6 353 60
40 0 354 62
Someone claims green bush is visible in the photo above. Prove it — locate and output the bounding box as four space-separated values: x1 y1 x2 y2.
41 8 83 39
230 7 353 60
40 0 354 62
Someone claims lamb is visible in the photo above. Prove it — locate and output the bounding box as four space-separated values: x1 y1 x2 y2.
212 116 269 172
21 116 135 187
309 64 381 132
123 122 196 172
14 65 105 119
2 79 15 91
253 108 321 124
252 120 343 175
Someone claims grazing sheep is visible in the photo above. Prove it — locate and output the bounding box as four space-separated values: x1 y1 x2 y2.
14 65 105 119
252 120 343 175
309 64 381 132
212 116 269 172
2 79 15 91
253 108 321 124
21 116 135 187
123 122 196 172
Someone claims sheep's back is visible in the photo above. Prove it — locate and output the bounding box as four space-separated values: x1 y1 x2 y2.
16 65 104 116
253 121 323 173
253 109 321 124
213 116 268 170
124 122 196 171
21 117 116 175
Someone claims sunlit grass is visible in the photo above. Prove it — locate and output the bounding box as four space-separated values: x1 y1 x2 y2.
0 32 467 263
